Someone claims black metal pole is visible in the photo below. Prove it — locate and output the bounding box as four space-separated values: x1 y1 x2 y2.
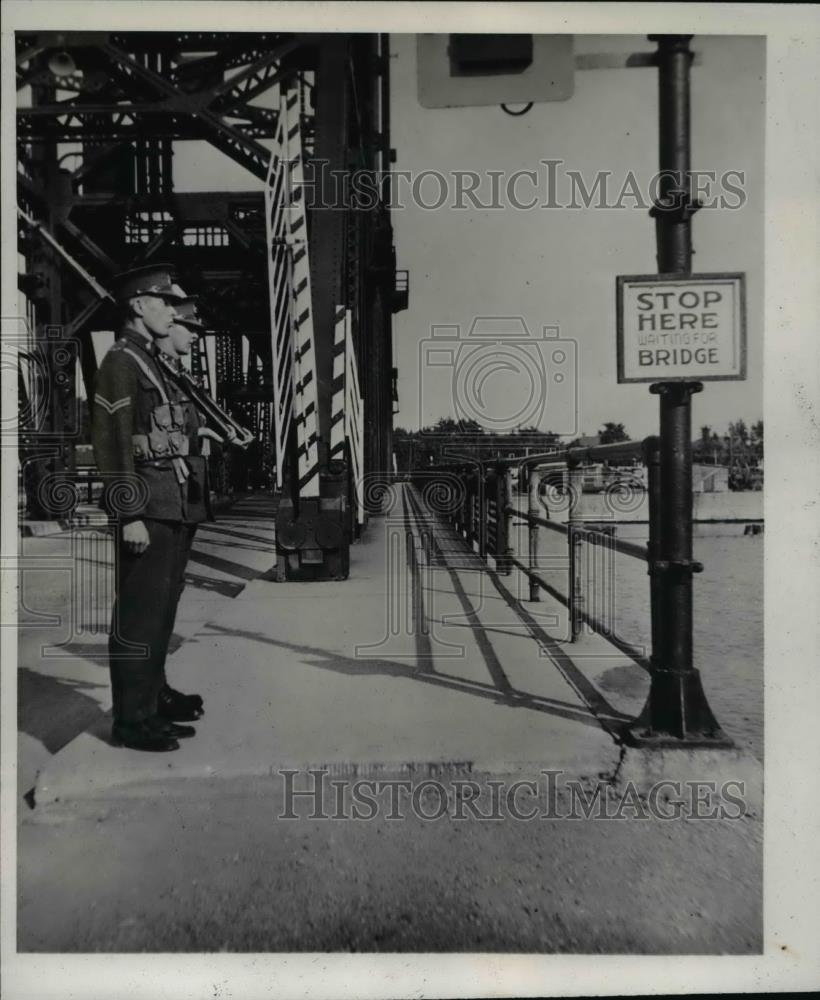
652 35 696 273
643 435 662 665
626 35 730 747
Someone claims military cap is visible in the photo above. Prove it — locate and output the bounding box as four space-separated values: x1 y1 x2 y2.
112 264 187 302
169 284 205 330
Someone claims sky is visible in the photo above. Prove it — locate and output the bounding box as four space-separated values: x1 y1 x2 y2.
34 32 765 440
388 33 765 440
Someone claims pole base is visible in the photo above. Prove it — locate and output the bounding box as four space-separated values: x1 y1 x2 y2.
623 666 734 749
273 496 351 581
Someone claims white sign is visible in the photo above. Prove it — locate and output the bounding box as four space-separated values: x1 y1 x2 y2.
616 273 746 383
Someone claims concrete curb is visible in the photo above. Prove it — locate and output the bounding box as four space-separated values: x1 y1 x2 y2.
613 746 763 816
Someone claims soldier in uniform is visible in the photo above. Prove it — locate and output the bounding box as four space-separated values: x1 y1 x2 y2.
153 289 232 718
92 265 208 752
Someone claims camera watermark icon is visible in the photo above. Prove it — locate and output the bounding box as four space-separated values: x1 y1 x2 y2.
531 467 648 520
417 317 577 437
30 470 150 521
2 318 82 442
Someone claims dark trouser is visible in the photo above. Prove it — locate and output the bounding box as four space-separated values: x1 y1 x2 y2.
159 524 197 688
109 520 193 724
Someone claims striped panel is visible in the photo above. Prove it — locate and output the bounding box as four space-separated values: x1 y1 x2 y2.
344 310 365 526
264 99 294 490
329 305 347 460
189 335 213 394
284 87 320 498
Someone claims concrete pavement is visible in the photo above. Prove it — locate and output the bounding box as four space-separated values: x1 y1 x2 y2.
16 495 278 799
16 486 763 953
23 486 762 808
29 485 636 807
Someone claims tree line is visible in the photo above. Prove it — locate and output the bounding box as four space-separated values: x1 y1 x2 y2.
693 419 763 465
393 418 624 470
394 417 763 474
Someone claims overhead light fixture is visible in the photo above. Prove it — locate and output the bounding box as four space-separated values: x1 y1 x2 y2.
47 50 77 78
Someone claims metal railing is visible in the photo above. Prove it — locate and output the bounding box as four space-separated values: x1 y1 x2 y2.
413 441 648 650
410 435 732 747
413 456 508 568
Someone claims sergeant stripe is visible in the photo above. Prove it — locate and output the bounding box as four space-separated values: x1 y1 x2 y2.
94 393 131 415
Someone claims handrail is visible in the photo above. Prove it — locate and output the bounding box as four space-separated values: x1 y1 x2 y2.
565 439 645 466
582 529 647 562
508 505 648 562
507 555 650 668
413 435 655 649
489 438 645 473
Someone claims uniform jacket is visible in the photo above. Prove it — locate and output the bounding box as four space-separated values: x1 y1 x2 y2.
92 327 211 524
159 353 214 524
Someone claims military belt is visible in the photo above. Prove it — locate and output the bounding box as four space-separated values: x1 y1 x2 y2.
122 347 190 486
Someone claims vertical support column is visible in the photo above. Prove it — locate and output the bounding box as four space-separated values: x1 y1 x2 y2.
23 67 73 519
467 469 476 551
567 465 585 641
625 34 730 747
650 35 698 272
629 380 729 743
308 36 349 472
500 465 515 576
484 465 495 564
467 470 473 547
655 382 699 675
644 435 663 664
462 470 469 544
478 465 487 560
461 466 470 541
265 113 294 492
527 466 540 602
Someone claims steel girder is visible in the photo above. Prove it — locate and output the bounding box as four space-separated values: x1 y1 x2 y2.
17 32 402 517
17 33 302 178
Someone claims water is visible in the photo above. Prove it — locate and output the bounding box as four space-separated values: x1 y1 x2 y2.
529 521 764 760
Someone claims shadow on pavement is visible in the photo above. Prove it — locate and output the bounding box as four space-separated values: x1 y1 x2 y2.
205 622 626 731
18 668 111 754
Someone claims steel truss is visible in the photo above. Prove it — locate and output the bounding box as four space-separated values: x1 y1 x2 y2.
17 31 405 531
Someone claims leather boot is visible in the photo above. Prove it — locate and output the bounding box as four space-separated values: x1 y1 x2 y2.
158 684 204 720
152 716 196 739
112 719 179 752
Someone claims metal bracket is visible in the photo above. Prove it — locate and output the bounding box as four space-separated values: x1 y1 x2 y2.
652 559 704 575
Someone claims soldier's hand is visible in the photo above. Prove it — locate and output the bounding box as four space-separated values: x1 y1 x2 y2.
198 427 224 444
123 520 150 555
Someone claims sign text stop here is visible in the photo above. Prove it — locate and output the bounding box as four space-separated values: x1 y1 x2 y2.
616 273 746 383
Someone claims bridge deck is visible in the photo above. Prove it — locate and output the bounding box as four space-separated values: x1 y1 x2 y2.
22 486 649 806
18 487 763 955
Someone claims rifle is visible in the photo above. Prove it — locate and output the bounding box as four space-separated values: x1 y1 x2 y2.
156 352 255 449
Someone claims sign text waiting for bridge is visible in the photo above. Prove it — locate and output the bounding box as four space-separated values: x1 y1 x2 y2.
616 272 747 383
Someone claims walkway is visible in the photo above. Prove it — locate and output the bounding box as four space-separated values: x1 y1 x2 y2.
16 487 763 954
17 495 278 800
27 485 642 806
